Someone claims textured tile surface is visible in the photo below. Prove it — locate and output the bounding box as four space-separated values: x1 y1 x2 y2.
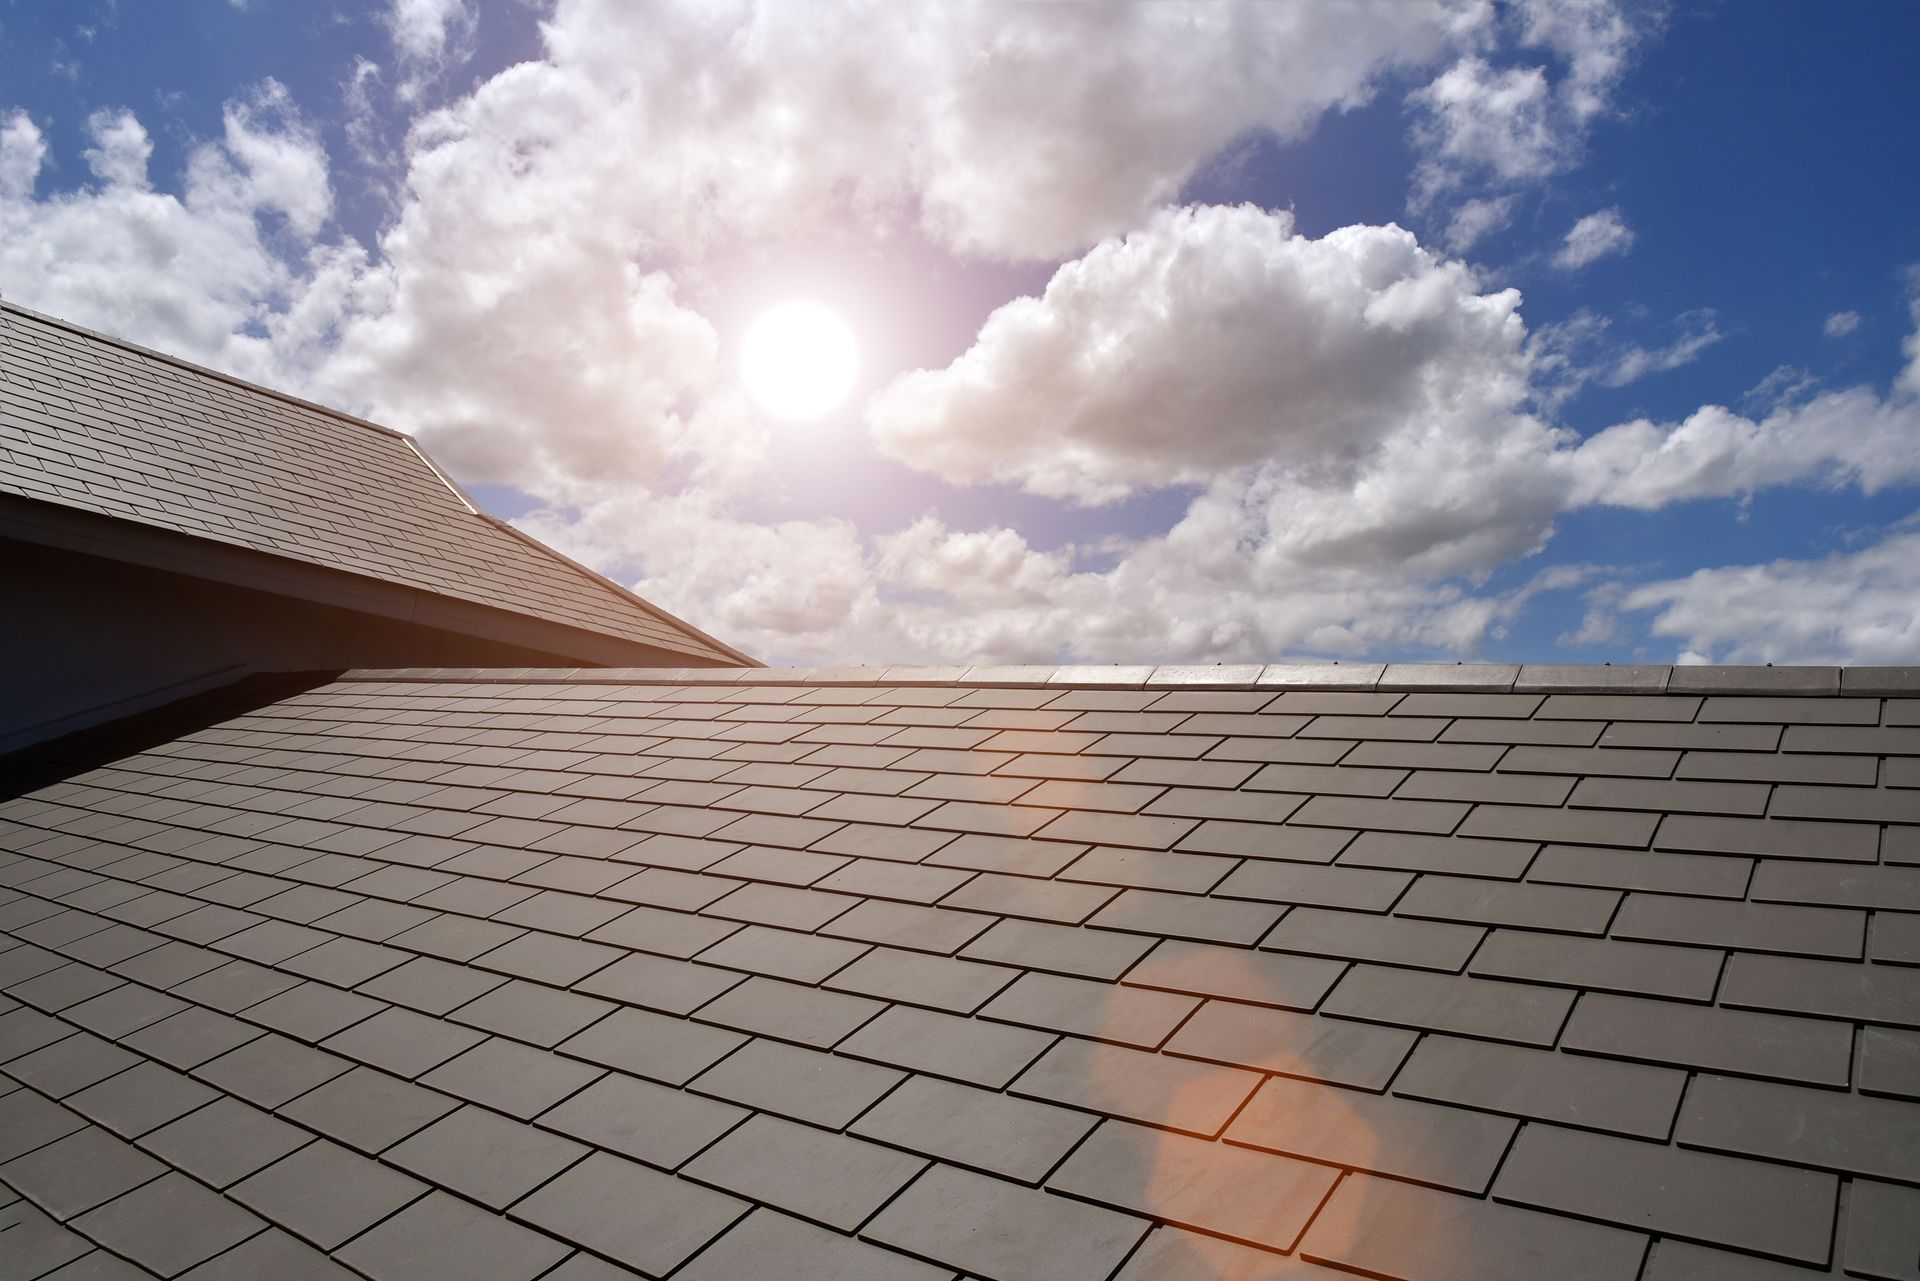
0 302 742 665
1 666 1914 1278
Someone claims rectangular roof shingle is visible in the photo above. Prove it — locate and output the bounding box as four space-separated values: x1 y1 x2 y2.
1 662 1917 1279
0 303 747 666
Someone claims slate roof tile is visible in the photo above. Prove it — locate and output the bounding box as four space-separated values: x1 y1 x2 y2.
1 1124 166 1218
0 1090 92 1167
979 970 1197 1048
382 1105 588 1210
1677 1072 1920 1182
334 1191 570 1281
1858 1025 1920 1100
538 1069 745 1168
1843 1179 1920 1281
417 1036 602 1118
230 1138 426 1249
1229 1073 1517 1192
1258 905 1482 971
1052 1119 1337 1252
1302 1174 1648 1281
8 665 1920 1280
1119 1225 1353 1280
70 1172 266 1276
1393 1034 1685 1139
837 1002 1054 1088
1561 991 1852 1085
555 1006 746 1085
682 1111 924 1230
850 1072 1092 1183
1492 1123 1837 1264
1469 928 1724 1001
66 1060 219 1139
1012 1036 1261 1136
1321 964 1574 1045
508 1151 746 1276
276 1064 458 1153
0 1200 93 1277
689 1035 901 1128
1161 1000 1415 1091
865 1162 1149 1281
675 1208 949 1281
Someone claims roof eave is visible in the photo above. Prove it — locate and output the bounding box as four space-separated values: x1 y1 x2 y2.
0 491 740 669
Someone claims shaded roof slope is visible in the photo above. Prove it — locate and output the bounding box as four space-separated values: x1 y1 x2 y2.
0 302 748 666
1 663 1916 1279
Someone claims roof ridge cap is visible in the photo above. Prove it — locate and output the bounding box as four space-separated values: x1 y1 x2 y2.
329 661 1918 694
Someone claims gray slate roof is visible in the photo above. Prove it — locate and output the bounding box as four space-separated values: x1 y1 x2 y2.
0 303 746 666
2 663 1918 1280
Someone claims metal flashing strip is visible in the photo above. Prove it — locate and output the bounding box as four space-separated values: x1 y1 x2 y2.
403 434 480 515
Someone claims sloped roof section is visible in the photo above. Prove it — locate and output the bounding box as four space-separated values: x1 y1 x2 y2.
0 302 749 667
2 662 1917 1279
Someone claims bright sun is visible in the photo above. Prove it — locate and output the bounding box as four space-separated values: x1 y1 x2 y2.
739 300 860 421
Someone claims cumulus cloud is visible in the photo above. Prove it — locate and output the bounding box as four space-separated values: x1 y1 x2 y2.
1408 0 1642 206
36 0 1475 496
1554 207 1633 269
385 0 478 94
520 485 1556 666
388 0 475 63
331 0 1481 277
0 82 331 370
1824 309 1862 338
0 111 48 200
1565 380 1920 509
1562 291 1920 508
869 204 1538 506
864 205 1920 661
5 0 1914 667
1411 59 1559 194
1624 520 1920 664
1443 194 1515 252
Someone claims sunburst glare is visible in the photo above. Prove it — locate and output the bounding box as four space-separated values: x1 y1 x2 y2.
739 299 860 421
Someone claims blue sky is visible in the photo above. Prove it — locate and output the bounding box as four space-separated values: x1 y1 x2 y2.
4 0 1918 666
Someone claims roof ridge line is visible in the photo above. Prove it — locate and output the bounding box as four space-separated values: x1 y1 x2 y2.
474 512 759 668
1 298 414 443
329 661 1920 695
402 435 480 514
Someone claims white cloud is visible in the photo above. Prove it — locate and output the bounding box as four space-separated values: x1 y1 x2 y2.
862 206 1920 661
380 0 1477 267
869 204 1540 508
1553 207 1633 269
1824 309 1862 338
1412 59 1558 194
259 0 1492 491
520 484 1556 666
5 0 1915 668
1624 520 1920 664
0 82 332 369
1408 0 1642 206
386 0 477 76
79 109 152 189
1529 306 1721 401
0 111 48 201
1565 371 1920 510
1599 310 1719 386
1513 0 1639 121
1444 194 1515 252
